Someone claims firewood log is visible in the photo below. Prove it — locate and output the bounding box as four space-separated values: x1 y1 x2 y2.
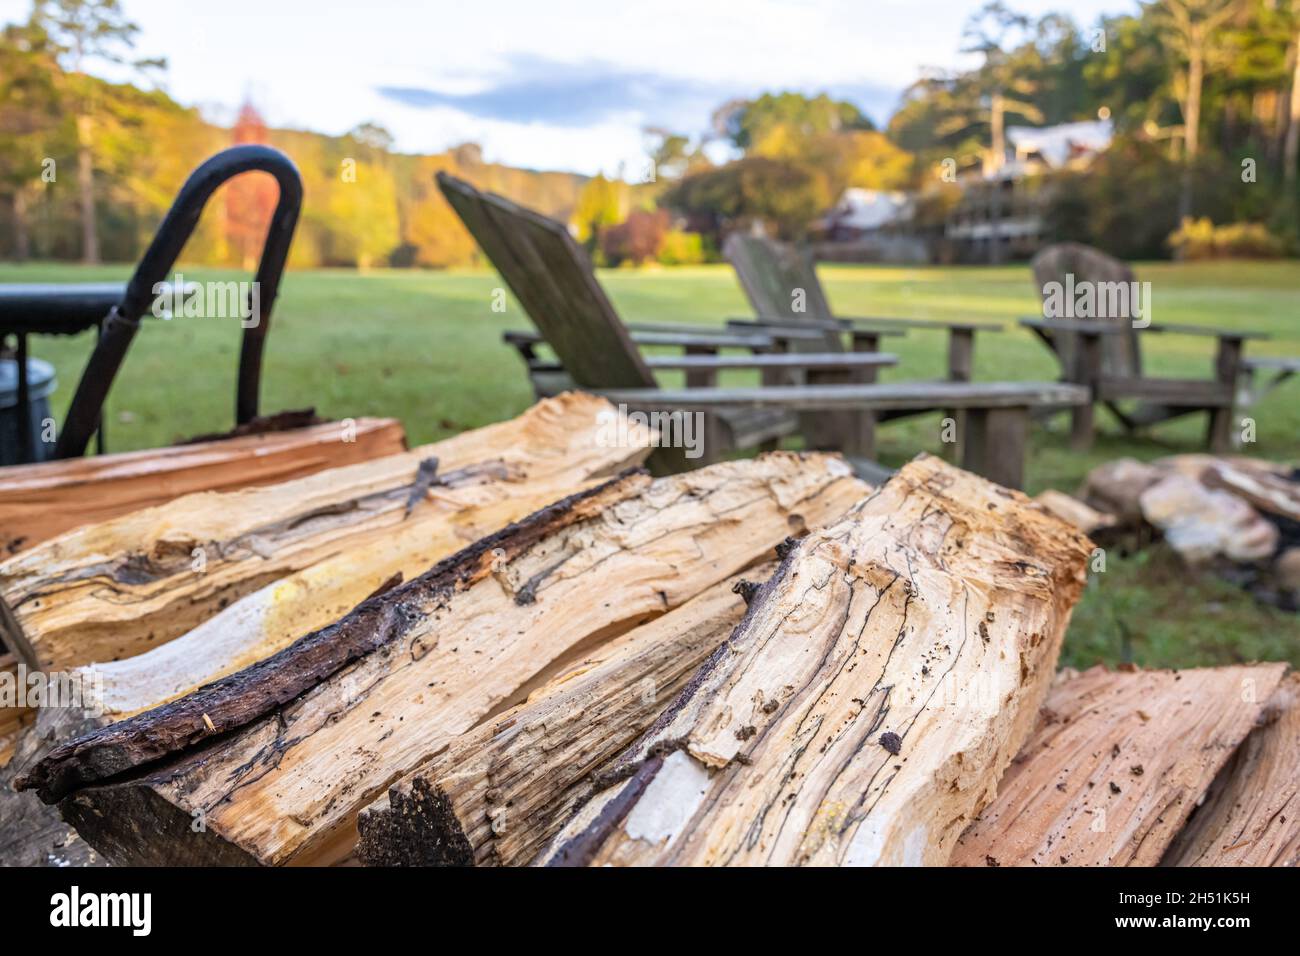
357 564 773 866
0 418 408 554
22 453 866 866
0 472 622 866
1161 673 1299 867
539 454 1093 867
950 663 1288 867
0 393 649 672
1201 461 1300 525
0 701 101 867
0 653 31 769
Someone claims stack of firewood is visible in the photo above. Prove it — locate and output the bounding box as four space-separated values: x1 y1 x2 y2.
0 394 1295 867
1070 455 1300 610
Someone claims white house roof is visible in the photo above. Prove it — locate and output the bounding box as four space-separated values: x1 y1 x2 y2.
1006 119 1113 168
826 188 914 231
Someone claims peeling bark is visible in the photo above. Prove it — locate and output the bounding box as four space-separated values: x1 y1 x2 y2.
0 393 648 671
357 565 771 866
30 453 866 866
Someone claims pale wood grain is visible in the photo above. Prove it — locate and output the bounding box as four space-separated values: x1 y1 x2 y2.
541 454 1093 866
0 392 648 671
950 664 1288 867
1161 674 1300 867
41 453 866 865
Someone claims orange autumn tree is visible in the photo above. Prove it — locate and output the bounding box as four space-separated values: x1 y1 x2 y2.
224 100 277 268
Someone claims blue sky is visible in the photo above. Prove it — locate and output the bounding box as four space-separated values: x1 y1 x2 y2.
0 0 1137 175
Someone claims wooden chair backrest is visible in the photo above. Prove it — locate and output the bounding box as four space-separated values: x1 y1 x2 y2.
1030 242 1142 378
437 173 655 390
723 233 841 351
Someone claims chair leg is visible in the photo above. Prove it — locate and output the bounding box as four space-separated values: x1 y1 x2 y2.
1070 401 1095 451
1209 335 1243 454
805 367 868 453
962 406 1029 490
1069 332 1103 451
1207 406 1233 455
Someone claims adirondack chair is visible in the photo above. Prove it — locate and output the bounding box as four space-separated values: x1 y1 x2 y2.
1022 242 1274 452
437 175 1087 488
723 233 1004 390
437 173 902 473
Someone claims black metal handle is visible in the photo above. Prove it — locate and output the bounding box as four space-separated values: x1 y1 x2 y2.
55 144 303 458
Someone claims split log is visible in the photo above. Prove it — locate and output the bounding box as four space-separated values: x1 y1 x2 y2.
1139 475 1277 563
357 564 771 866
1201 460 1300 526
1078 458 1164 524
0 470 623 866
0 417 407 554
1032 490 1117 537
540 454 1092 867
0 392 648 672
950 663 1288 867
0 653 32 769
1 702 102 867
1162 674 1300 867
24 452 866 865
0 394 651 866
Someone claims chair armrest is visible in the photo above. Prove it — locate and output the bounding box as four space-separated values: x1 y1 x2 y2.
835 315 1005 334
644 352 898 372
596 381 1090 411
631 330 775 349
1143 323 1270 341
728 317 907 338
1019 316 1133 335
624 321 723 335
505 328 778 350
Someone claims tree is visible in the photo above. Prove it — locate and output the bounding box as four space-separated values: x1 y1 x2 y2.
399 155 477 268
323 159 400 269
714 91 874 158
34 0 165 263
0 17 64 259
225 100 277 269
643 127 709 182
1151 0 1248 217
600 208 668 266
571 174 627 254
802 130 914 197
960 2 1045 176
661 156 831 241
1282 0 1300 191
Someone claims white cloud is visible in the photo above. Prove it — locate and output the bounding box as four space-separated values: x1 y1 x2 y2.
0 0 1138 175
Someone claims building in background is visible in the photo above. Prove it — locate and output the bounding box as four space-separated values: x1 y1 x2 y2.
813 188 928 263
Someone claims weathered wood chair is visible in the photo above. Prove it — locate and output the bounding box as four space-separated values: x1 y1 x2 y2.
437 173 900 473
438 175 1086 488
723 233 1005 393
1022 242 1274 452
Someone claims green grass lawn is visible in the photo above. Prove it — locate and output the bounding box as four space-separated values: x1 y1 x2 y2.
3 258 1297 668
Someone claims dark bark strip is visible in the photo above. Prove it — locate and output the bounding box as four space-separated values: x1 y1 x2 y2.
17 470 649 804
